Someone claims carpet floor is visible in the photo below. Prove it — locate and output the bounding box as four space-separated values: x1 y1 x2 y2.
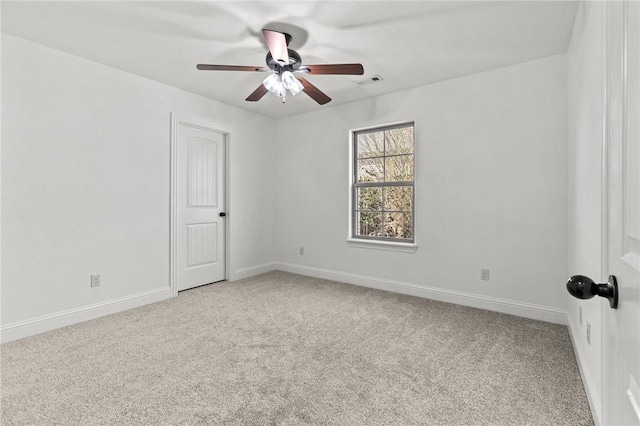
1 271 592 425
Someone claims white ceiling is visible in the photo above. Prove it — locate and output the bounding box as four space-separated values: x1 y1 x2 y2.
2 1 578 119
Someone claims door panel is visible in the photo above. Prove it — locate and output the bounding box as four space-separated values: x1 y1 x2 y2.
189 138 219 207
187 222 218 267
176 123 226 291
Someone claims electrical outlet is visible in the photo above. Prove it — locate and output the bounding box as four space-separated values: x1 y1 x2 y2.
579 306 582 326
480 269 490 281
586 322 591 345
299 247 304 255
91 274 101 287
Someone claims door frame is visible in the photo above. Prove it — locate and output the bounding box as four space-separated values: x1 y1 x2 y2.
601 0 640 423
600 2 611 419
169 113 230 297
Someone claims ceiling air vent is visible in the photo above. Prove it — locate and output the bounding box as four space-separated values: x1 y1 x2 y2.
355 75 383 85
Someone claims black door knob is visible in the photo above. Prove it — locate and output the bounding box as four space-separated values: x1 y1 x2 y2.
566 275 618 309
219 212 226 217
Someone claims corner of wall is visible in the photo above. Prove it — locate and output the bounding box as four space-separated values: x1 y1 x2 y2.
567 312 602 425
565 1 604 423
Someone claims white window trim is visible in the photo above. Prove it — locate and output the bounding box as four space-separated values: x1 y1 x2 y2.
348 121 417 249
346 238 418 253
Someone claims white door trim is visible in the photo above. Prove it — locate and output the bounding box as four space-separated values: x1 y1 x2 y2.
599 3 610 422
170 113 230 297
601 1 640 423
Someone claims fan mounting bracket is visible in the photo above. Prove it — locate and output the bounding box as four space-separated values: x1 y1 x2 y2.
266 49 302 73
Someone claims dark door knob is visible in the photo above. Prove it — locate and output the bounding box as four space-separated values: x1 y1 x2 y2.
219 212 226 217
566 275 618 309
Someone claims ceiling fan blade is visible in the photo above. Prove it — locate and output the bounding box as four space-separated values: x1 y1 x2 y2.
246 84 269 102
297 77 331 105
262 29 289 65
298 64 364 75
197 64 269 72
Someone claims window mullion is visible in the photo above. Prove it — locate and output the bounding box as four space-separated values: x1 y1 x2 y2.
354 181 413 188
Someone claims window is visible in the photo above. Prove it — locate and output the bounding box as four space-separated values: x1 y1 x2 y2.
352 123 414 243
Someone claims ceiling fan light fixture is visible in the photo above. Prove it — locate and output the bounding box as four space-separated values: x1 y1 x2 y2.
263 72 303 98
282 71 303 96
197 28 362 105
263 73 282 95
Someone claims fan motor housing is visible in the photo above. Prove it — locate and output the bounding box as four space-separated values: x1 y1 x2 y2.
266 49 302 72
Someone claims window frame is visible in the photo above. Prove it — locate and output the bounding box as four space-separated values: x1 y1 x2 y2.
350 122 416 247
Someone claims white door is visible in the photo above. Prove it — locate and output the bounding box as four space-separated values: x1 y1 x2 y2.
176 121 226 291
602 1 640 424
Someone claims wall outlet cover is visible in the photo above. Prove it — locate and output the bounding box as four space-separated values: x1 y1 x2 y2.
91 274 101 287
481 269 490 281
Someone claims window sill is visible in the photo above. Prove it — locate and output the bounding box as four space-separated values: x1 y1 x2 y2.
346 238 418 253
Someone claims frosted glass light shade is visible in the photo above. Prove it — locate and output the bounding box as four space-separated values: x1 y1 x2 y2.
263 73 281 93
263 72 303 98
282 71 303 96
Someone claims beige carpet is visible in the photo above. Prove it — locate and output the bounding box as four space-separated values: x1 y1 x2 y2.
1 271 592 425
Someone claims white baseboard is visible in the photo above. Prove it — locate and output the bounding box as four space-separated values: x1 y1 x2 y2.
567 315 601 425
1 287 171 343
232 262 278 281
1 262 567 343
275 262 567 325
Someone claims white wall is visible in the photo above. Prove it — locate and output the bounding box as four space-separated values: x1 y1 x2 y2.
2 33 572 341
1 35 276 337
567 1 605 423
275 54 568 323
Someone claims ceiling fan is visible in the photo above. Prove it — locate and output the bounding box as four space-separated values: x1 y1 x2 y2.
197 29 364 105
